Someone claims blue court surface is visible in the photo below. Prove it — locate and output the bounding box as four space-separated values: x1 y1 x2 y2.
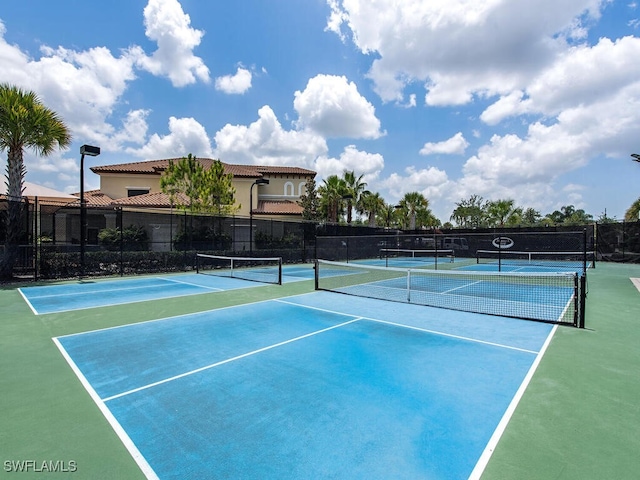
456 262 587 275
54 292 555 480
19 266 318 315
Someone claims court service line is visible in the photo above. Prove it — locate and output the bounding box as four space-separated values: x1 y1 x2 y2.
275 298 539 354
101 317 363 403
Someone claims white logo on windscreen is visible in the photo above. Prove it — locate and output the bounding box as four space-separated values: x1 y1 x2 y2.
492 237 514 249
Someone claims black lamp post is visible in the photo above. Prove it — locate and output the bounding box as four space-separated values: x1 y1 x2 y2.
249 178 269 255
79 144 100 277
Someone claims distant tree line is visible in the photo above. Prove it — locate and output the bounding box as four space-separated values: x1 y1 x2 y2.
297 172 616 229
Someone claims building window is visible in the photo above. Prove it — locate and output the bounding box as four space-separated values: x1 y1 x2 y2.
127 189 150 197
298 181 306 196
284 181 294 196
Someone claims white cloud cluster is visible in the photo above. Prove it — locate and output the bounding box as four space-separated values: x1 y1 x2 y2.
326 0 605 104
128 116 214 159
314 145 385 182
294 74 383 139
215 67 252 94
213 106 328 167
136 0 210 87
326 0 640 219
420 132 469 156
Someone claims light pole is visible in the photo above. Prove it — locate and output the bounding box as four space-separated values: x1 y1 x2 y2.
249 178 269 255
79 144 100 277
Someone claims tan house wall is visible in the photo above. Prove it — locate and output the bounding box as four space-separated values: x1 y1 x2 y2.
99 173 161 200
98 171 311 217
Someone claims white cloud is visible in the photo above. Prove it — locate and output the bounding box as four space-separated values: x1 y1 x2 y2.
293 74 384 139
482 36 640 123
215 67 252 94
327 0 605 104
213 105 327 167
419 132 469 156
127 116 213 159
136 0 210 87
380 165 451 206
314 145 385 182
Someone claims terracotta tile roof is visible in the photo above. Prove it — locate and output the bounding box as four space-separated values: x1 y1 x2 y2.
111 191 190 208
77 190 114 206
91 158 316 177
253 200 303 215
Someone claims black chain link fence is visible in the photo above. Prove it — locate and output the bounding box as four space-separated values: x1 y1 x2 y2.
1 197 638 281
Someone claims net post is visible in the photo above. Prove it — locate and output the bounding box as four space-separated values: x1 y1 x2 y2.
406 269 411 302
434 235 438 270
582 228 587 275
498 235 502 272
314 259 319 290
579 274 587 328
278 257 283 285
195 252 200 274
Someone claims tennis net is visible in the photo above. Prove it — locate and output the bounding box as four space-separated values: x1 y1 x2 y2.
196 254 282 285
476 250 595 273
379 248 454 268
315 259 585 326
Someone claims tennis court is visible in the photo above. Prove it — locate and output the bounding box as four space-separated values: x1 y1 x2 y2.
54 291 555 480
19 264 319 315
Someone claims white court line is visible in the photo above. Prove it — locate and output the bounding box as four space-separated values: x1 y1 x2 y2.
17 288 39 315
21 280 172 299
468 324 558 480
157 276 224 291
52 337 160 480
275 298 539 354
101 317 363 403
440 280 483 294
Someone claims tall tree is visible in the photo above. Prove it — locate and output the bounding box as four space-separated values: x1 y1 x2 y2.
160 155 238 214
298 177 320 221
201 159 238 215
450 195 486 227
318 175 347 223
160 154 204 211
358 191 385 227
625 198 640 221
522 207 542 226
398 191 429 230
0 84 71 279
486 199 516 227
342 170 367 224
378 202 399 229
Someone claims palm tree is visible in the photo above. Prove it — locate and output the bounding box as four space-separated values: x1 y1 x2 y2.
486 199 516 227
0 84 71 278
342 170 367 224
378 202 399 229
398 191 429 230
358 191 385 227
625 197 640 221
450 195 485 227
318 175 348 223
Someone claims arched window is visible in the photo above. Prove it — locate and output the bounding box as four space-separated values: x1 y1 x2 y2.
298 182 306 196
284 181 294 196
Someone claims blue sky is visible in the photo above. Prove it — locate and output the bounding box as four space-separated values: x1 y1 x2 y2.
1 0 639 222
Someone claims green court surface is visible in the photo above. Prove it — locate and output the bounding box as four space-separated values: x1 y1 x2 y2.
1 262 639 479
